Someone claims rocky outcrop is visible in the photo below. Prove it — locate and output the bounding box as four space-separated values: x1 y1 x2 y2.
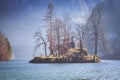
29 55 100 63
0 31 12 61
29 48 100 63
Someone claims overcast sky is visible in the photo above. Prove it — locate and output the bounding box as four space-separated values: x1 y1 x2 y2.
0 0 101 60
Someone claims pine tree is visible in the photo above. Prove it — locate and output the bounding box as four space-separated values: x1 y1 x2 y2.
44 2 54 54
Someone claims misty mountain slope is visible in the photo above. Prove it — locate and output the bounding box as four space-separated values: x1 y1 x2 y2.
87 0 120 59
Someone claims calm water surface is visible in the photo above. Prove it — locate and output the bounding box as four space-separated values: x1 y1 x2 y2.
0 60 120 80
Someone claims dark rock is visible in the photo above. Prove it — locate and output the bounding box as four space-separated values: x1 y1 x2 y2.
29 55 100 63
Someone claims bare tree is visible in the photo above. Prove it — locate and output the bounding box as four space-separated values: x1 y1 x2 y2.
62 16 72 52
91 4 103 56
86 3 106 60
44 2 54 54
52 18 63 57
75 23 86 55
52 16 72 57
35 29 48 56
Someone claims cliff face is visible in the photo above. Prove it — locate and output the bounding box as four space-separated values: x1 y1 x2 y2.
0 31 12 61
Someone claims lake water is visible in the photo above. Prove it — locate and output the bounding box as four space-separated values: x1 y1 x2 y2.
0 60 120 80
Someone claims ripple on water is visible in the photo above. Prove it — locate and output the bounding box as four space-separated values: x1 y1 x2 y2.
0 60 120 80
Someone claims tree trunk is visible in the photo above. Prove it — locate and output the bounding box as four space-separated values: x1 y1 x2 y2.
58 35 60 58
44 43 47 56
94 31 98 55
58 45 60 58
50 27 53 55
50 43 53 54
80 40 83 55
94 31 98 61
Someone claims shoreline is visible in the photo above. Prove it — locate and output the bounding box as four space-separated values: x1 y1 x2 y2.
29 55 100 63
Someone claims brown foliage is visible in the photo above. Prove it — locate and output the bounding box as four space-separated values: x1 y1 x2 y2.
0 31 12 61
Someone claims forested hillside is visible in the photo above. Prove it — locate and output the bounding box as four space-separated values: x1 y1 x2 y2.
0 31 12 61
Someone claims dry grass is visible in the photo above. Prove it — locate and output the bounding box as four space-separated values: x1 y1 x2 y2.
32 48 100 63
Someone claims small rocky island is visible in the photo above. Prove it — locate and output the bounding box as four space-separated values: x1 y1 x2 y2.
30 48 100 63
30 37 100 63
29 2 104 63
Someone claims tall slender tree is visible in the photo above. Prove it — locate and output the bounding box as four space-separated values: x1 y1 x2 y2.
62 16 71 50
75 23 87 55
52 18 63 57
90 4 103 56
86 3 106 60
44 2 54 54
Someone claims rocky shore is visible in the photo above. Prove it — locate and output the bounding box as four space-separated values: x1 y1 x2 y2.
29 48 100 63
29 55 100 63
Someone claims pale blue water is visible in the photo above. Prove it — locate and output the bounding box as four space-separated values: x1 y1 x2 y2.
0 60 120 80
